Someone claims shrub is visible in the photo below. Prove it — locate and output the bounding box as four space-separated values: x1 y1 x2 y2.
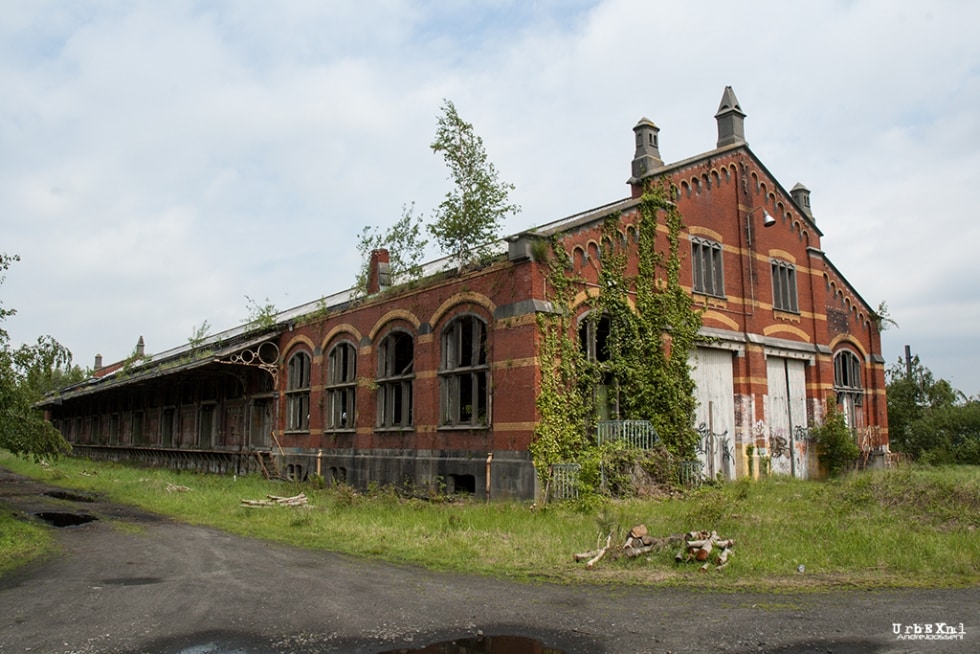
811 402 860 477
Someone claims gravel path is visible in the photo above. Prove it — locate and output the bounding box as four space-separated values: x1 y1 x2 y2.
0 468 975 654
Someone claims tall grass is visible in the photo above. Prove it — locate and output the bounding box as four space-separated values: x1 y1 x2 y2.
0 509 53 575
2 452 977 590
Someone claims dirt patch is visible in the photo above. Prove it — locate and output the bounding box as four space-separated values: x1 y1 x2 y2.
44 489 100 502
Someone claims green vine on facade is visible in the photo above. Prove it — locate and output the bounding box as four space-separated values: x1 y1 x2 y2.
626 184 702 457
530 236 590 497
531 182 703 498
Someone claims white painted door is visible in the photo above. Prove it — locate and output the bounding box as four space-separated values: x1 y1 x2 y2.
766 357 808 478
689 348 736 480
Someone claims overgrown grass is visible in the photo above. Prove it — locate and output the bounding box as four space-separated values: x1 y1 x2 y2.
2 452 977 590
0 508 53 576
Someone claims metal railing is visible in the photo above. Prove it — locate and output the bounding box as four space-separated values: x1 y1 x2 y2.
596 420 659 449
71 444 269 476
678 460 704 488
549 463 581 501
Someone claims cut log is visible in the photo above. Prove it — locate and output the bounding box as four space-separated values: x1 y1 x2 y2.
624 535 682 558
715 547 732 569
574 550 599 562
693 539 713 561
240 492 308 507
585 534 612 569
624 544 654 558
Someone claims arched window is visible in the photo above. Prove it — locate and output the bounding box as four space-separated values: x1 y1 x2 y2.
834 350 863 428
377 331 414 429
440 315 488 427
326 341 357 430
579 312 612 363
834 350 862 390
285 351 311 432
771 260 799 313
691 237 725 297
579 311 617 420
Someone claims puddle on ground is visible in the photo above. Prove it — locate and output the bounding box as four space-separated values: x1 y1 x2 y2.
44 489 98 502
377 635 566 654
33 511 98 527
175 645 248 654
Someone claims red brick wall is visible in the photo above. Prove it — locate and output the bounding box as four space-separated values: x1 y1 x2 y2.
273 259 544 454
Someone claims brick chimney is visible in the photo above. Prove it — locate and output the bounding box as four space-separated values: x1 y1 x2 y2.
135 336 145 358
94 353 103 371
367 248 391 294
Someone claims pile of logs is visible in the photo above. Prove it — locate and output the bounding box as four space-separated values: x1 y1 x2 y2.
240 492 308 508
673 529 734 571
622 524 682 557
575 525 735 572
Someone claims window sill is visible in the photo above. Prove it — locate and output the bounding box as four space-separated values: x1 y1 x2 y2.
437 424 491 431
773 309 801 322
694 292 728 309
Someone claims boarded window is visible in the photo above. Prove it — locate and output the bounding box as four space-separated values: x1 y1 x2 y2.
160 408 175 447
132 411 145 446
198 404 215 448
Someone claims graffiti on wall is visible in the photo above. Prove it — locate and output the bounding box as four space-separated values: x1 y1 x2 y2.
695 422 734 477
770 426 812 459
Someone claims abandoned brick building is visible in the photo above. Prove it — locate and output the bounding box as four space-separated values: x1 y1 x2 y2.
40 87 889 500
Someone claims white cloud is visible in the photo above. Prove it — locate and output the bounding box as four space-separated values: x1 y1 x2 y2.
2 0 979 395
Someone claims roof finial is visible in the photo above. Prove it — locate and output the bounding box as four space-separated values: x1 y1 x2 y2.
630 117 663 182
715 86 746 148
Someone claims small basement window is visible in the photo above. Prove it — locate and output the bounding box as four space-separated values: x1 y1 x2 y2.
447 474 476 495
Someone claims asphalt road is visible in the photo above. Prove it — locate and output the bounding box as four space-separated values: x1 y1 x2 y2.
0 467 976 654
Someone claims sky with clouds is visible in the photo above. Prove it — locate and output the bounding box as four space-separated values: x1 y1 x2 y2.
2 0 979 395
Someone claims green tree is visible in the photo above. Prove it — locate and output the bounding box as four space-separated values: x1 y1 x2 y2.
0 254 82 460
355 202 429 295
428 99 520 271
886 354 979 464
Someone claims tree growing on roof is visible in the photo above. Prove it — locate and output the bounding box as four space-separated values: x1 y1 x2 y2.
355 202 429 296
428 99 520 271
